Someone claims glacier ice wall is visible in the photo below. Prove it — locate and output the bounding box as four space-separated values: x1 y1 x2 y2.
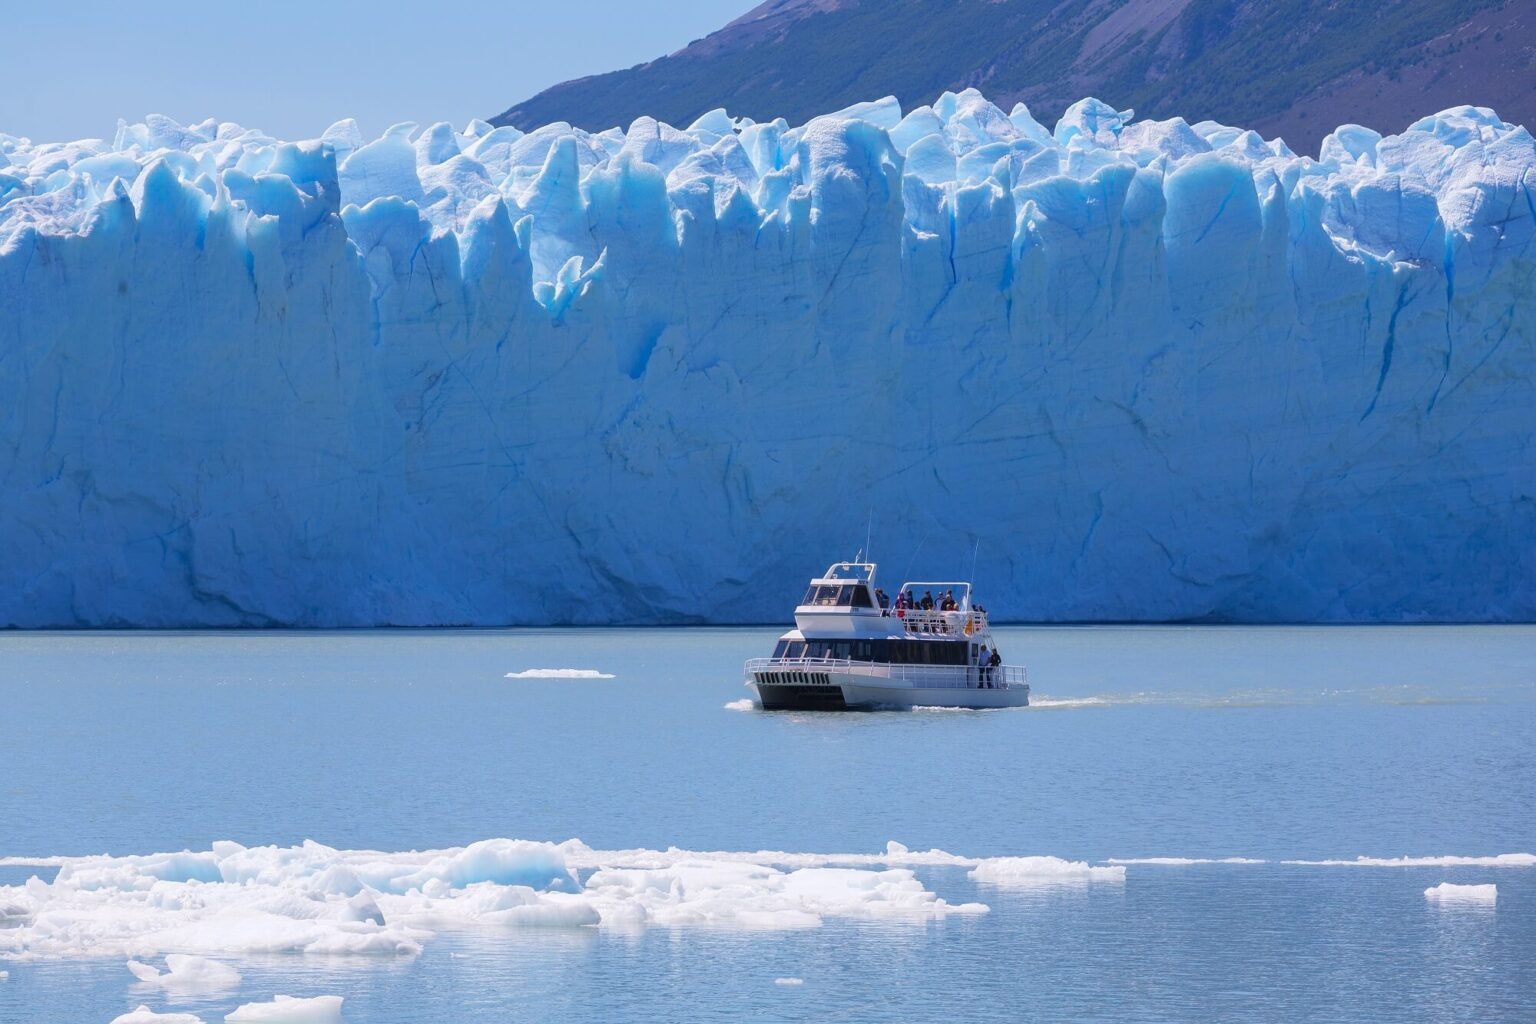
1 93 1533 626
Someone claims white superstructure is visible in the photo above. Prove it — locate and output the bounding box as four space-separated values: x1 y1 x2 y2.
743 562 1029 710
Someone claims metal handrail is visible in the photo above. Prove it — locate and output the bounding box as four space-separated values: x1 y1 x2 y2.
744 657 1027 690
890 607 989 635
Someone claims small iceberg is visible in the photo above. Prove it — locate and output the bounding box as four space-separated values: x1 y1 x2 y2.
225 995 344 1022
110 1009 207 1024
504 669 615 679
968 856 1126 887
127 954 242 991
1424 882 1497 903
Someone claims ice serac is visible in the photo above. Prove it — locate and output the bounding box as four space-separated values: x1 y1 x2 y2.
1 95 1533 626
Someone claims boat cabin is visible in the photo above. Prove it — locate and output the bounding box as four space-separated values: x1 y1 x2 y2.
798 562 880 610
787 561 995 660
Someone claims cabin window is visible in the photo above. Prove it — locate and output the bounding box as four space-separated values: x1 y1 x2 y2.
850 586 874 608
773 640 789 658
785 641 806 659
813 585 843 606
801 586 818 605
835 587 854 607
831 641 851 659
881 640 966 665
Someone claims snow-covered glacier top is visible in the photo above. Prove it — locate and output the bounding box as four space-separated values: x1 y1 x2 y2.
1 93 1532 626
2 94 1530 298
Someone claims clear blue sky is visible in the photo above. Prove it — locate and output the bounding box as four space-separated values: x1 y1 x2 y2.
3 0 751 142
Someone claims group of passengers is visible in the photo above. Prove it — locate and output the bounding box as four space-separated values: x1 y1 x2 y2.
888 588 961 614
870 583 1003 686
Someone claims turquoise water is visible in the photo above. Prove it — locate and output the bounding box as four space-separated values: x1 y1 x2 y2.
2 626 1534 1022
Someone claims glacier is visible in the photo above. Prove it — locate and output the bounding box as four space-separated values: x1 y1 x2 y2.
1 92 1533 626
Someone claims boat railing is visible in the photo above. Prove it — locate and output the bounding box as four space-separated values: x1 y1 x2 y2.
745 657 1027 690
889 607 989 636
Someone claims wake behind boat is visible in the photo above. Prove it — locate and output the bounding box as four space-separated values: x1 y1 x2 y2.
744 561 1029 710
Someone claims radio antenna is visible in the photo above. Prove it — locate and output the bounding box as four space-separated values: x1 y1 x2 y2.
969 536 981 587
901 530 929 584
864 509 873 564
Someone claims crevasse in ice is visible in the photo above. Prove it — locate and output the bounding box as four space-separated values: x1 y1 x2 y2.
1 92 1532 625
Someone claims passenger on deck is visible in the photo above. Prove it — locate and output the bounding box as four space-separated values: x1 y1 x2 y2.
921 590 934 611
990 648 1002 685
875 588 890 612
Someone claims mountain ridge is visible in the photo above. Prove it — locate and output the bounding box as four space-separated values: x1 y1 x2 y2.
492 0 1535 154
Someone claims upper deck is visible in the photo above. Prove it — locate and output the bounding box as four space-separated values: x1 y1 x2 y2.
793 562 992 640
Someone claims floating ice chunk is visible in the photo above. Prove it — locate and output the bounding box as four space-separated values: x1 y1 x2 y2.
503 669 616 679
774 977 804 986
225 995 343 1023
580 860 984 928
968 856 1126 887
1424 883 1497 903
16 837 1528 967
126 954 241 991
1283 854 1536 868
110 1008 206 1024
1105 857 1266 865
383 838 578 892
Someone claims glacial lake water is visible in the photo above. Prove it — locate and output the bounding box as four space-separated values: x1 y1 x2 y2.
2 625 1533 1023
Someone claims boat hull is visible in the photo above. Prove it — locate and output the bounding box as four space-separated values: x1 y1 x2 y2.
750 672 1029 711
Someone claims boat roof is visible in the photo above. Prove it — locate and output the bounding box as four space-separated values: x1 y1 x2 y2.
812 562 877 585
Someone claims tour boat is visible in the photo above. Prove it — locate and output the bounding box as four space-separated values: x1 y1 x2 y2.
743 561 1029 710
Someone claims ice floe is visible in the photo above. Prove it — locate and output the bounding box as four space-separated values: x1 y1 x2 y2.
1424 882 1498 903
1105 857 1267 865
1284 854 1536 868
0 838 995 960
224 994 344 1022
109 1008 207 1024
7 838 1523 967
127 954 242 991
504 669 616 679
967 857 1126 887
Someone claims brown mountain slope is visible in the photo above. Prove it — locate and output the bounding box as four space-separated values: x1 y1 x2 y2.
492 0 1535 155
